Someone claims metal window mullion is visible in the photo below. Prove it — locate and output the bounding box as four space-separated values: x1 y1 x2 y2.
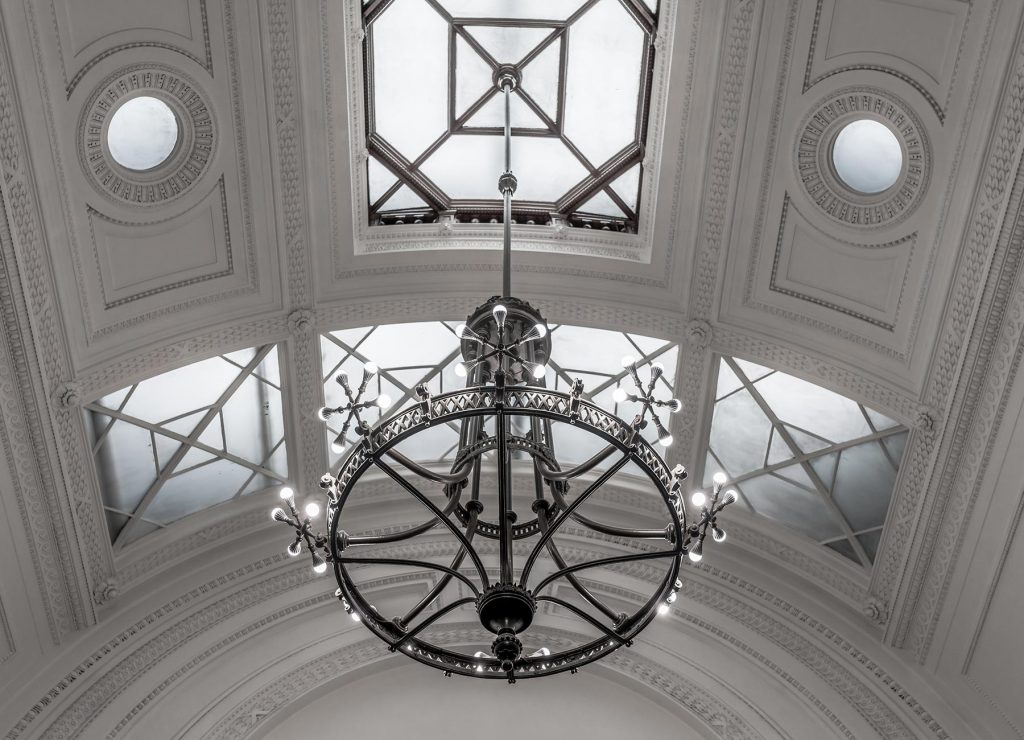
725 357 873 568
111 345 275 547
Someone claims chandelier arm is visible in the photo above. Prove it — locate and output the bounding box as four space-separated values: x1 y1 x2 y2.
336 557 482 597
392 597 478 652
548 484 669 540
496 405 514 585
535 444 618 482
399 509 481 627
535 596 629 645
536 508 623 623
519 452 632 585
375 458 491 589
384 448 472 485
345 485 464 546
531 548 679 596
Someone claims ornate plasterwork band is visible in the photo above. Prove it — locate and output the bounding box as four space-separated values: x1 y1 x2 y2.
796 88 930 228
78 64 216 206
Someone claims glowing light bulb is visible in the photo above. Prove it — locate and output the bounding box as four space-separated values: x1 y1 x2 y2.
317 406 333 421
279 486 294 500
712 471 727 486
363 362 379 376
351 612 361 622
311 551 327 574
650 362 664 379
612 387 628 404
455 324 469 338
667 591 677 603
658 432 674 447
305 502 320 518
621 354 636 368
335 370 349 385
688 543 703 563
691 491 707 507
531 363 546 379
657 603 670 616
532 323 547 338
271 507 288 522
476 664 484 673
330 438 346 455
375 393 393 410
722 490 738 506
712 526 727 543
287 541 301 557
454 362 468 378
668 398 683 413
492 304 507 325
313 561 328 574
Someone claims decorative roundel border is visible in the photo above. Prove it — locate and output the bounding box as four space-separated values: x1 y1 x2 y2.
79 64 216 207
796 87 930 228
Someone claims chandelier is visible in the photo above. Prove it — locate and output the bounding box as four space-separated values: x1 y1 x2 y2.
271 69 735 682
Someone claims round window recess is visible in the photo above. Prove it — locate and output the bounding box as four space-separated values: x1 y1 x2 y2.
106 96 179 171
831 119 903 195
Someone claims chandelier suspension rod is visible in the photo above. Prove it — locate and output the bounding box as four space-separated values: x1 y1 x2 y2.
499 73 516 298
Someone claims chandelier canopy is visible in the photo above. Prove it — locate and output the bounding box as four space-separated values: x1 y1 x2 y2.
270 73 734 681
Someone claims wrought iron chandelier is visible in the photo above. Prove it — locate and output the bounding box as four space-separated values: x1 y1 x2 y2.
271 69 735 681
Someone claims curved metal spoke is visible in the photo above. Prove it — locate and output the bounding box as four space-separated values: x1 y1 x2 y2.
520 452 631 584
535 596 626 644
532 548 678 595
336 556 481 597
346 479 462 546
535 444 618 482
547 483 667 540
393 597 477 649
375 458 490 589
386 448 471 485
400 510 481 625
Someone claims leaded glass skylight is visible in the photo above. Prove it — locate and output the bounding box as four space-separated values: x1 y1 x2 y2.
86 346 288 548
362 0 657 230
703 356 907 567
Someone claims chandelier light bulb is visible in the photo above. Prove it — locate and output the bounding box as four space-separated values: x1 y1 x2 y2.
287 541 301 557
621 354 636 368
330 436 346 455
279 486 294 501
375 393 393 410
351 611 361 622
657 603 670 616
531 363 547 379
363 361 379 377
454 362 468 378
712 471 728 486
612 387 628 404
722 489 739 506
658 431 674 447
532 323 547 338
492 303 508 326
712 526 727 543
668 398 683 413
311 552 327 574
455 324 469 338
305 502 320 518
691 491 707 507
335 370 349 385
317 406 333 421
666 591 677 604
271 507 288 523
688 543 704 562
650 362 664 379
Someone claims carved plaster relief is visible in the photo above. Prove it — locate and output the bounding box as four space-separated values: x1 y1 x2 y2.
804 0 970 122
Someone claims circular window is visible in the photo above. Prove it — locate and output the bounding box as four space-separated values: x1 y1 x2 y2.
831 119 903 194
106 96 179 171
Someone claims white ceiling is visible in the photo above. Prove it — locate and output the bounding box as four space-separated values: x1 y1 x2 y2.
1 0 1024 737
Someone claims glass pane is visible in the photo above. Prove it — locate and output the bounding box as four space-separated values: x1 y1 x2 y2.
742 471 846 541
858 529 882 561
464 92 548 129
832 442 898 531
733 358 774 382
117 356 238 424
439 0 588 20
420 135 587 201
754 372 871 443
455 36 495 118
709 389 772 477
825 538 858 563
520 39 561 120
563 0 644 165
371 0 448 160
465 25 553 64
715 361 744 400
380 185 428 212
146 459 254 525
91 414 157 514
576 190 626 218
610 164 641 211
865 406 900 431
368 156 398 204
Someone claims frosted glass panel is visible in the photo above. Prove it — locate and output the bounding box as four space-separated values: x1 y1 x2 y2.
520 39 561 120
455 35 495 118
466 25 552 63
107 96 179 170
439 0 587 20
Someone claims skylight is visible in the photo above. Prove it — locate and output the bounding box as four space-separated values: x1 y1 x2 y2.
831 119 903 194
106 96 179 171
86 346 288 548
704 356 906 566
362 0 656 230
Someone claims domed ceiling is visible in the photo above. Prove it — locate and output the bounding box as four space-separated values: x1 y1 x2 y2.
1 0 1024 737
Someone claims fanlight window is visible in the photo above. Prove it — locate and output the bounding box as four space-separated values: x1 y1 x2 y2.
86 346 288 548
703 356 907 566
362 0 657 230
